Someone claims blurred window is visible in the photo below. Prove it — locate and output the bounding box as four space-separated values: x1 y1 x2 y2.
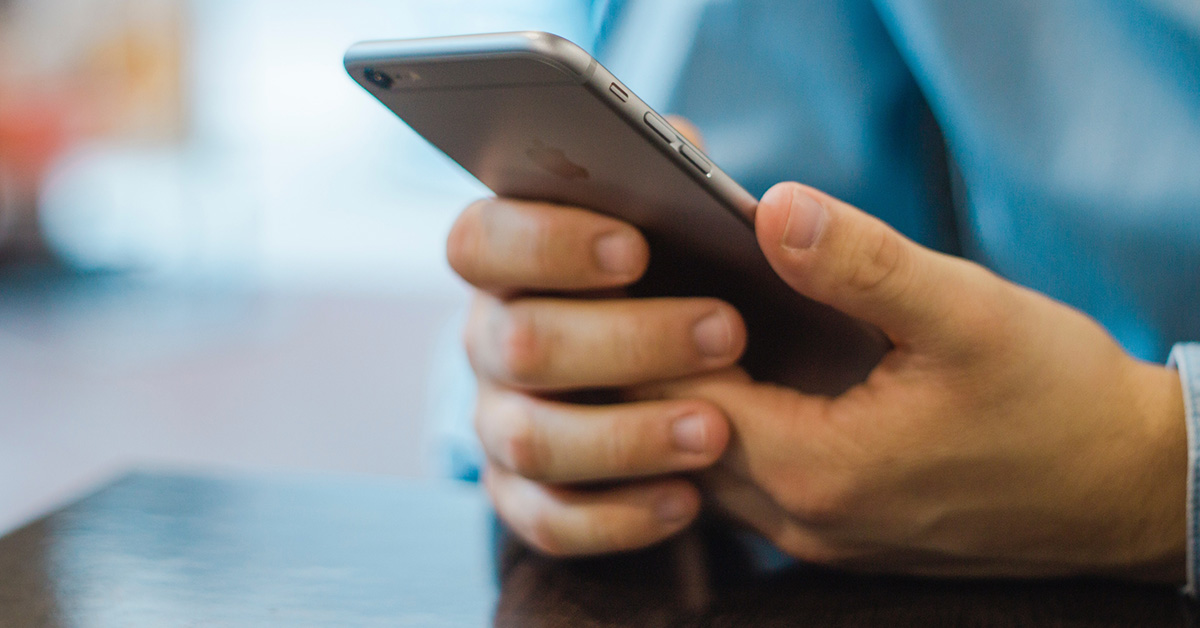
3 0 585 295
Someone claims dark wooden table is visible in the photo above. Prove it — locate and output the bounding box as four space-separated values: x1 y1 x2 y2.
0 471 1195 626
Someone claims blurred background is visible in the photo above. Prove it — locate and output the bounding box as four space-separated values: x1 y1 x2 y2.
0 0 587 533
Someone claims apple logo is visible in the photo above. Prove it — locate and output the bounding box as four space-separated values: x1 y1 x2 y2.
525 139 590 180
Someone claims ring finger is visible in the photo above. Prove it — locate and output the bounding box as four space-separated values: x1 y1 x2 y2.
476 383 729 484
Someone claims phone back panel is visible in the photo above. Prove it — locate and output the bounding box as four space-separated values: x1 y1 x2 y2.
346 32 886 394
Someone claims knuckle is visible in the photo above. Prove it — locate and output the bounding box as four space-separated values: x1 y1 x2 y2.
462 301 487 373
446 200 488 279
471 393 491 441
501 405 551 480
844 223 913 300
496 308 550 386
483 469 568 557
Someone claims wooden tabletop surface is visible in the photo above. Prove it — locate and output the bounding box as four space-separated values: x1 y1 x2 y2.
0 471 1194 627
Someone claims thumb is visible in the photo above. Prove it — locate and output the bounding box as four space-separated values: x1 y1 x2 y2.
755 182 974 346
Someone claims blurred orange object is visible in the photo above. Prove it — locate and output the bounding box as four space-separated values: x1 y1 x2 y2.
0 0 187 189
0 91 76 190
0 0 187 255
81 11 188 143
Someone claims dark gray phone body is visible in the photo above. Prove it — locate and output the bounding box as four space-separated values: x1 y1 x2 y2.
345 31 886 394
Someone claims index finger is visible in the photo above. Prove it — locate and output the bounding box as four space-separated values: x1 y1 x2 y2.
447 197 650 295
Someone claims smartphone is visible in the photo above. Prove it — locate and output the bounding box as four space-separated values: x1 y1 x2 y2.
345 31 887 395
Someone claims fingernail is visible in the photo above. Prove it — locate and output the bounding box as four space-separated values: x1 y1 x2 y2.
783 188 827 250
657 492 693 524
693 311 732 358
594 232 639 276
672 414 710 453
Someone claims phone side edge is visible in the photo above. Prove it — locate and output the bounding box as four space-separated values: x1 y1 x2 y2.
578 61 760 225
344 31 596 80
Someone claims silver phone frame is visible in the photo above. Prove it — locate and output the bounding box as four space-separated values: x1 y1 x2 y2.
345 31 759 226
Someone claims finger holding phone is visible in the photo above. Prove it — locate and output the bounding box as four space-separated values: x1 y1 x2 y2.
449 119 747 555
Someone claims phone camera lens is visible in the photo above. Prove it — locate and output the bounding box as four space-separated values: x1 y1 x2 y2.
364 67 394 89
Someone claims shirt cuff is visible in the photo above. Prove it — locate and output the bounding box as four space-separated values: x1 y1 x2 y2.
1169 343 1200 596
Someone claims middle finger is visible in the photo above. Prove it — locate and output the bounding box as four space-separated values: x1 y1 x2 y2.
467 294 747 391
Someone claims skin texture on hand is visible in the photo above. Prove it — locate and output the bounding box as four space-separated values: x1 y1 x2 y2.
446 125 1188 581
651 184 1187 581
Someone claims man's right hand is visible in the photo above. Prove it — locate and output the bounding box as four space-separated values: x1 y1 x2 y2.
447 196 745 555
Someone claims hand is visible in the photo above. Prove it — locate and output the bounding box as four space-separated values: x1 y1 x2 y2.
641 183 1188 580
448 122 1187 580
448 193 744 555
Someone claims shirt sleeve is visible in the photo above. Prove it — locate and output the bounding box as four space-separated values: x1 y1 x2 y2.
1169 343 1200 596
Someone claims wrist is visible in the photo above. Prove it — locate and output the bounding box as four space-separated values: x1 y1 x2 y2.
1119 360 1187 583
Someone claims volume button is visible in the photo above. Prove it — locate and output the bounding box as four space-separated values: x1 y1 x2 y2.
679 144 713 175
644 112 678 144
